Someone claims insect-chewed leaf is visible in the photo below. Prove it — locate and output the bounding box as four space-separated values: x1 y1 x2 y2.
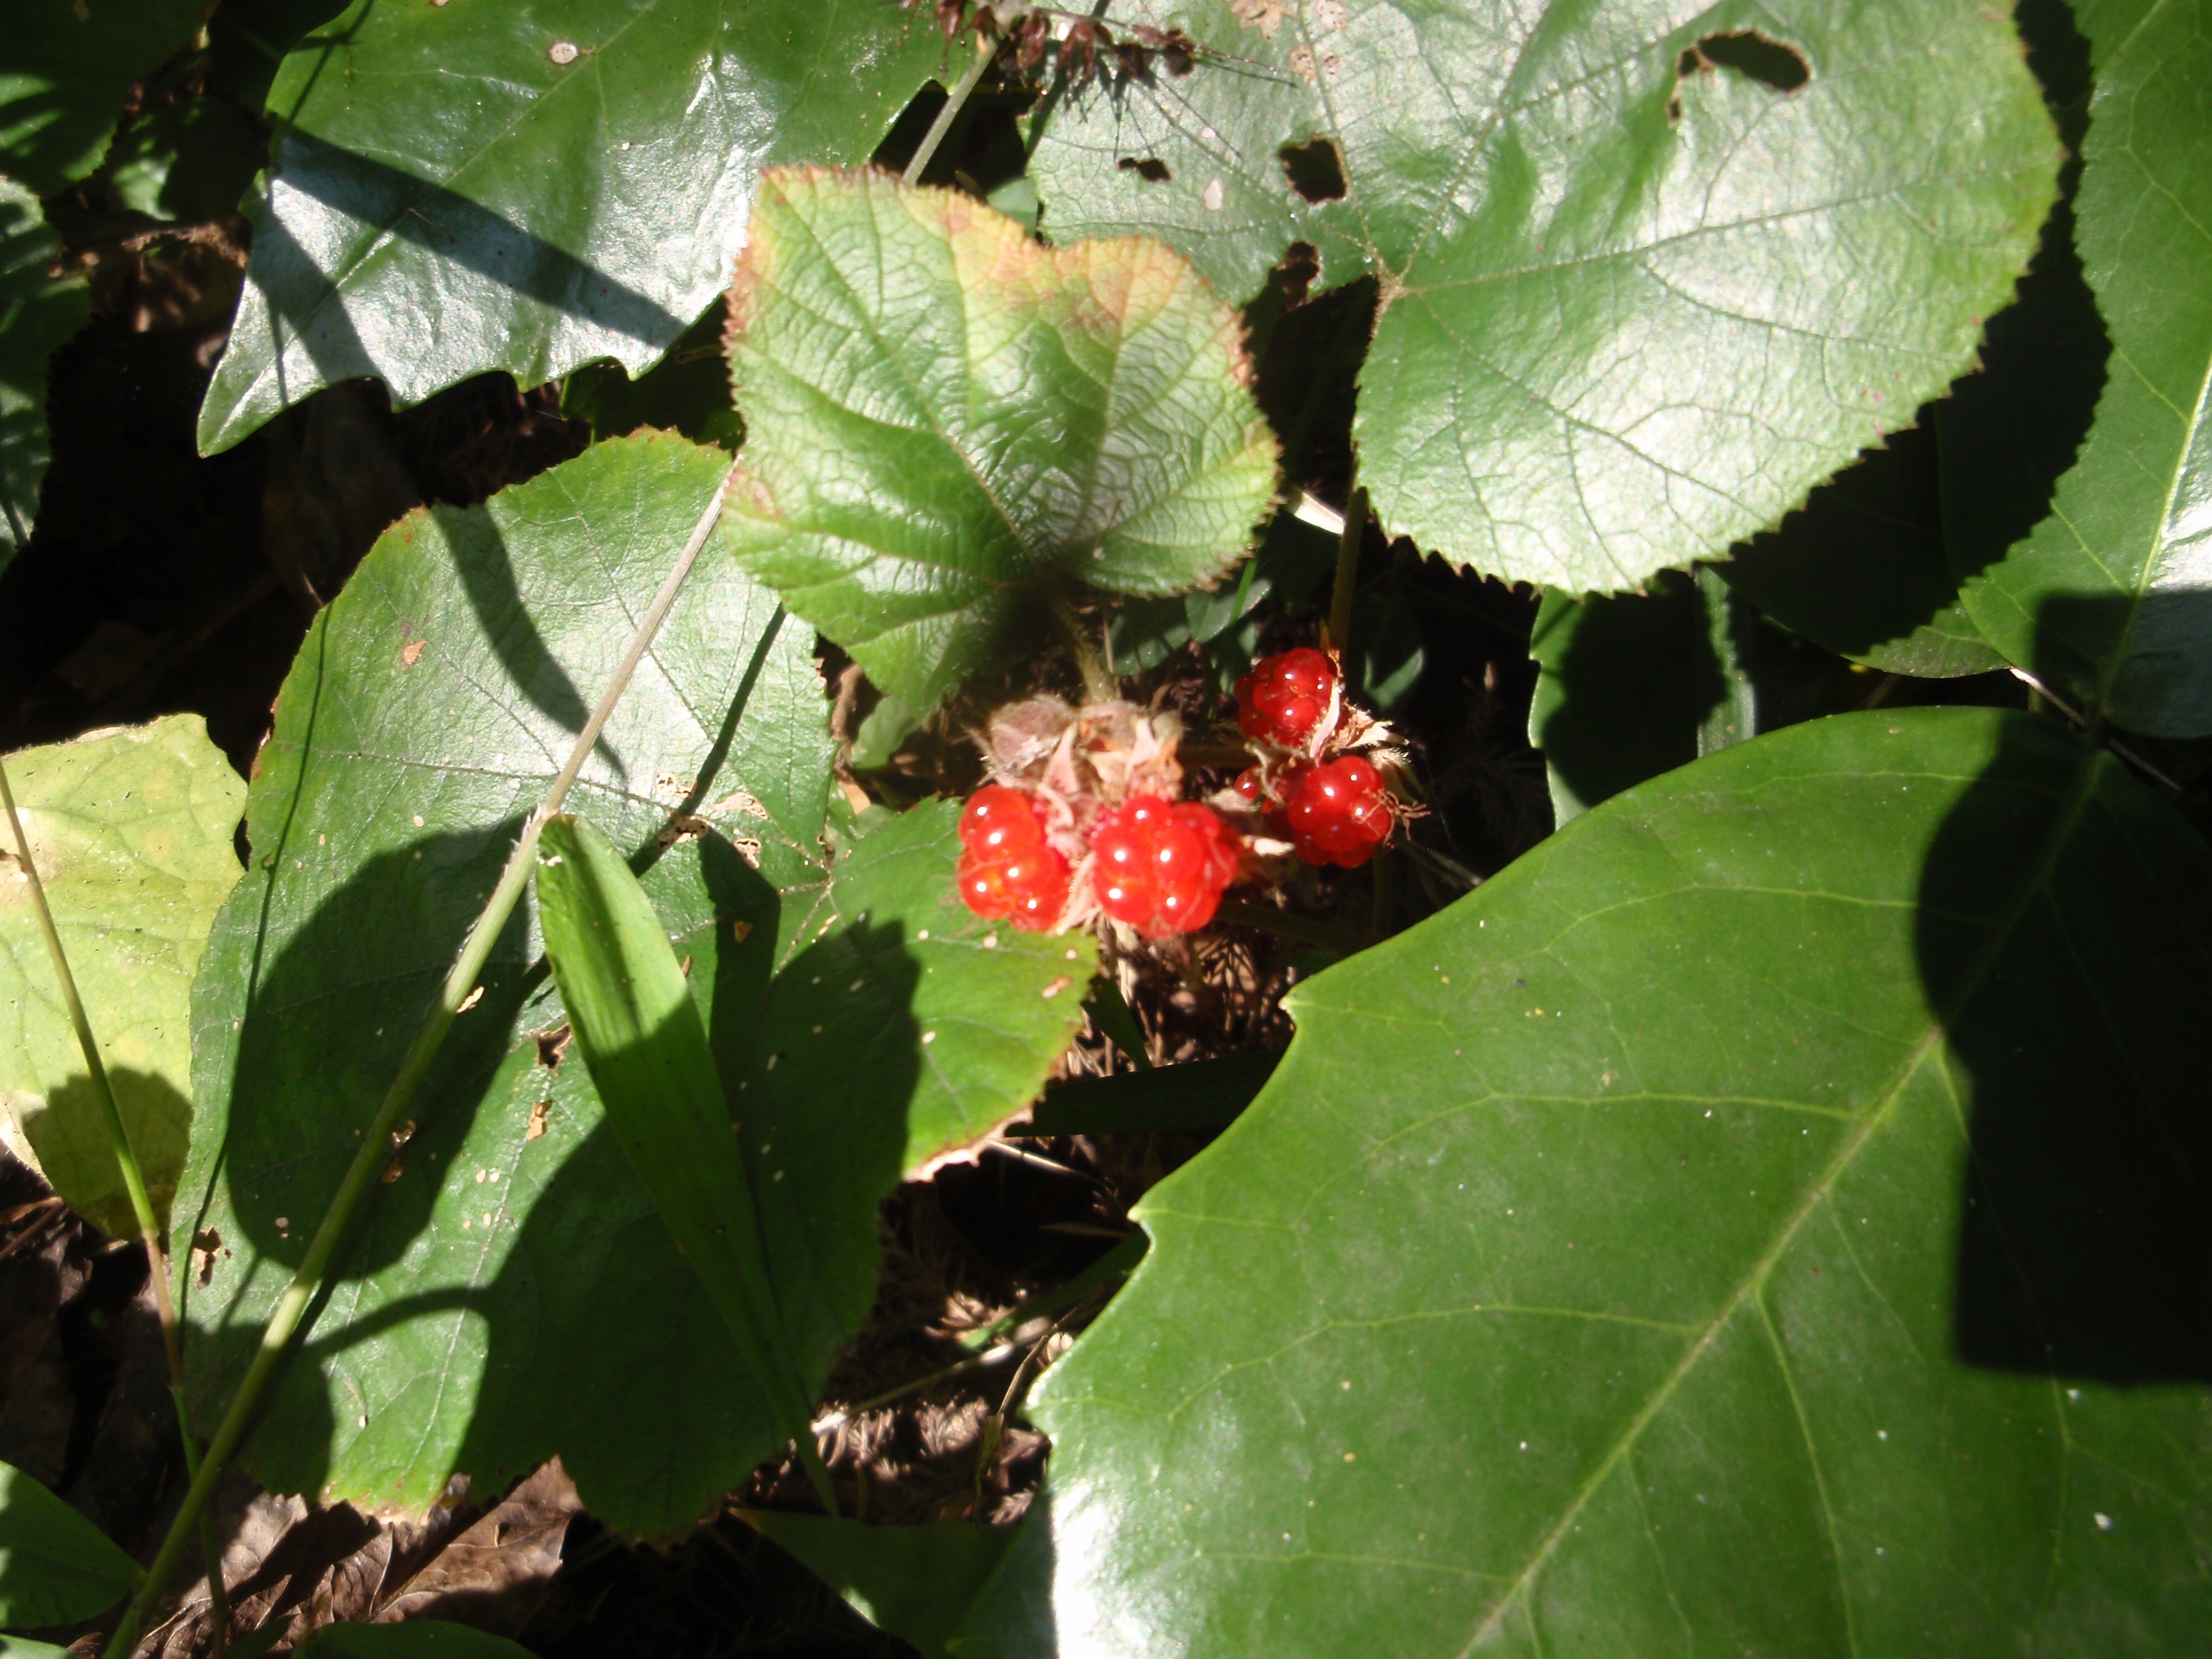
720 167 1279 715
1028 0 2057 593
535 812 811 1444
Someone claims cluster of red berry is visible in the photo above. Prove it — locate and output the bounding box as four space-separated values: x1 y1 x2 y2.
953 647 1401 939
958 783 1241 939
1231 649 1397 869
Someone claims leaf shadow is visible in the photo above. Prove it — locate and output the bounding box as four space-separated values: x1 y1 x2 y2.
1720 0 2101 666
439 503 618 781
32 1067 194 1236
239 124 688 405
1926 589 2212 1386
182 816 941 1534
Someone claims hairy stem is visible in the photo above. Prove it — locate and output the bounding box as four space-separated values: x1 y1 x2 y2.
1050 591 1117 703
101 466 739 1659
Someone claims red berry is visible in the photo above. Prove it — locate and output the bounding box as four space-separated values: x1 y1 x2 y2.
1089 794 1241 938
1280 756 1393 868
1231 766 1265 803
957 785 1068 931
1234 647 1338 748
961 785 1048 855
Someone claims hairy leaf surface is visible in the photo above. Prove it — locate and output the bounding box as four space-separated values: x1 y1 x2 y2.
1030 0 2056 590
720 168 1279 712
0 716 244 1235
987 707 2212 1656
196 0 946 454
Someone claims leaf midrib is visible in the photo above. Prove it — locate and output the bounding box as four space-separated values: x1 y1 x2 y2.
1457 739 2103 1655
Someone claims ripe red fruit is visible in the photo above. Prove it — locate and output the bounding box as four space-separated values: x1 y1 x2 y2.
957 785 1069 931
1089 794 1241 938
1234 647 1338 748
1280 756 1394 868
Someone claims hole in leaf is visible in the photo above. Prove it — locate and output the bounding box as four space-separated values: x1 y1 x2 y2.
1679 30 1810 93
1279 138 1347 202
1118 156 1171 183
1278 240 1321 308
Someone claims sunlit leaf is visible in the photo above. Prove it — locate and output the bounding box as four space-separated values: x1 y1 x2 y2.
537 811 813 1442
1029 0 2056 591
0 715 244 1235
177 433 839 1530
977 706 2212 1656
720 168 1279 712
195 0 948 454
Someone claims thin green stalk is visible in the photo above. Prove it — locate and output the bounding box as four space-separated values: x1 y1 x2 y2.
1326 485 1367 660
0 757 230 1649
0 758 163 1247
904 35 994 186
101 465 739 1659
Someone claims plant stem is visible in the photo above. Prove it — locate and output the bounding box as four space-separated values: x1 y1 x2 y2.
1327 486 1367 661
0 757 165 1259
0 756 230 1649
1051 591 1117 703
100 466 739 1659
904 35 994 186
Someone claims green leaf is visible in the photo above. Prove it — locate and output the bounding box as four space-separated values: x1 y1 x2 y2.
176 431 1086 1533
751 1514 1018 1658
0 0 201 195
294 1623 536 1658
720 168 1279 714
1028 1 2058 591
100 97 265 224
195 0 947 455
1718 423 2005 678
0 715 245 1236
1527 567 1841 823
0 1458 138 1626
725 800 1097 1342
536 812 812 1442
0 1640 78 1658
0 180 91 574
177 432 840 1531
986 706 2212 1656
1942 0 2212 738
